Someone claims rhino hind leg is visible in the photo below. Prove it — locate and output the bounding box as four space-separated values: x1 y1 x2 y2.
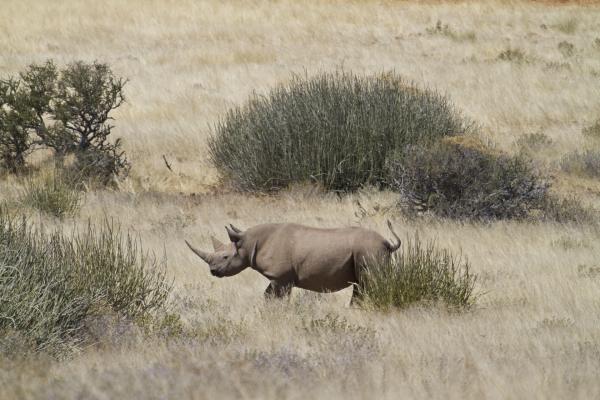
350 284 364 307
264 280 292 299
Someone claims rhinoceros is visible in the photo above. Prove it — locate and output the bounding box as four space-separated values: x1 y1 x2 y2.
185 221 401 303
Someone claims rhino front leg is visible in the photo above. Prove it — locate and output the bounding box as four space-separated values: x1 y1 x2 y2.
264 280 292 299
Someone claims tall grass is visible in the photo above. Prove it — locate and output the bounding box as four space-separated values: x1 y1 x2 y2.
560 149 600 178
0 211 171 354
20 169 83 218
358 236 477 310
209 71 471 192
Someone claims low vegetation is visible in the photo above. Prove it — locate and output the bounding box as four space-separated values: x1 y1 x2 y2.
426 20 476 42
497 48 529 63
516 132 553 152
0 211 171 355
357 235 477 310
20 168 83 218
582 119 600 140
561 149 600 178
558 41 575 57
553 18 578 35
210 70 471 192
388 136 550 220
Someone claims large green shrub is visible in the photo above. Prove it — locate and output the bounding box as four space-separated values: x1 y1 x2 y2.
388 136 550 220
209 71 470 192
357 236 477 310
0 212 171 354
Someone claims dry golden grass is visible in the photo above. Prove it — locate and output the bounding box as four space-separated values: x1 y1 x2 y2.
2 0 600 398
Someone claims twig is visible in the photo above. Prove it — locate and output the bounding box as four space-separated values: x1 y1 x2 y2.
162 154 173 172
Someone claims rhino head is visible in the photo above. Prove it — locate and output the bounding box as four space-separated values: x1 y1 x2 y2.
185 224 257 278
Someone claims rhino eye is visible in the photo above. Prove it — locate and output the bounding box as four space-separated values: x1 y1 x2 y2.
223 255 229 260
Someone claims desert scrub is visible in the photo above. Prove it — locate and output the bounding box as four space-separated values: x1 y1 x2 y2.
558 41 575 57
388 136 550 220
582 120 600 140
553 18 578 34
426 20 476 42
560 149 600 178
0 60 129 182
20 169 83 217
357 236 477 310
209 71 471 192
497 48 529 63
541 196 596 224
516 132 553 152
0 212 170 354
0 78 34 173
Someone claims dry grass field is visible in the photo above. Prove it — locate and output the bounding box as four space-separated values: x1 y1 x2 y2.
2 0 600 398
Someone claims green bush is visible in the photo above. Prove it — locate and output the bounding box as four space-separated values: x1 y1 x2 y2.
426 20 476 42
388 136 550 220
209 71 471 192
0 78 35 173
0 60 129 181
20 169 83 217
0 212 171 354
68 143 130 186
357 236 477 310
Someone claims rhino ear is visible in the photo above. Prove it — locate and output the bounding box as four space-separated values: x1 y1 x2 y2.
210 236 224 251
225 225 242 243
229 224 243 233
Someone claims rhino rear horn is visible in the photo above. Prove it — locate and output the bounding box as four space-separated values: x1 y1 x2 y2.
229 224 243 233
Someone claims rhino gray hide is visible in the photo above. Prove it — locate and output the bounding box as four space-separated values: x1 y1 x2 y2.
185 221 401 303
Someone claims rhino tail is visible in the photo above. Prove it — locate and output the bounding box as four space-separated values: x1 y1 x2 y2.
385 219 401 253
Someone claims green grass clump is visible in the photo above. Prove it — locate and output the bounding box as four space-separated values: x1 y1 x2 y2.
558 41 575 58
553 18 578 35
357 236 477 310
582 120 600 140
20 169 83 217
209 71 471 192
0 212 171 354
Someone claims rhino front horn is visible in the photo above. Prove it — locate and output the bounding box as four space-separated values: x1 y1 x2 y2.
185 240 210 263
